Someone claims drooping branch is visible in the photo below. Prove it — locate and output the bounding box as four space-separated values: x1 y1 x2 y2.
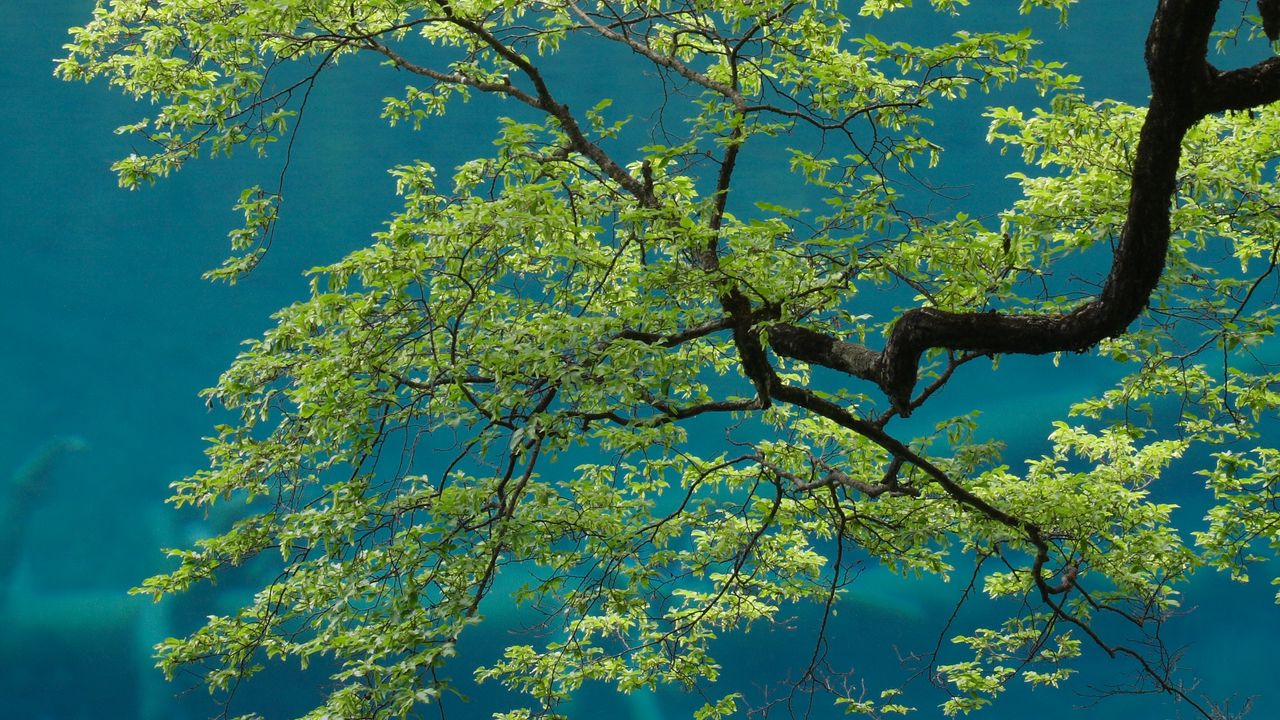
769 0 1280 415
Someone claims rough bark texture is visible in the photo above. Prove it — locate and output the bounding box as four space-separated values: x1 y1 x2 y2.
1262 0 1280 42
768 0 1280 415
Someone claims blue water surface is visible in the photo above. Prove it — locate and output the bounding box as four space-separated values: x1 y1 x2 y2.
1 2 1276 719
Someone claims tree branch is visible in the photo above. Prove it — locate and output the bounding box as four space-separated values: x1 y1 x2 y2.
768 0 1280 416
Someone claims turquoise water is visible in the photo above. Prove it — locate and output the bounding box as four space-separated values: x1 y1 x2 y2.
2 2 1276 718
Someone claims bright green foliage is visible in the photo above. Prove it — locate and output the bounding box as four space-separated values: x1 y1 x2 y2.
58 1 1280 719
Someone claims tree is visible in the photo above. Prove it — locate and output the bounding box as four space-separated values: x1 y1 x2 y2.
58 1 1280 718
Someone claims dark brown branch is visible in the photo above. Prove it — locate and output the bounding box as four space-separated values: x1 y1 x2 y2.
754 454 915 496
387 370 495 391
768 0 1280 416
565 1 745 107
361 39 542 107
1205 57 1280 112
371 0 657 207
613 317 735 346
769 382 1039 537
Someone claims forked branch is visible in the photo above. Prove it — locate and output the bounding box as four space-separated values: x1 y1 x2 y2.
768 0 1280 416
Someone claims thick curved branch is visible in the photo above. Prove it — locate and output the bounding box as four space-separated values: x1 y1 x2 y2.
1206 56 1280 111
769 0 1280 415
